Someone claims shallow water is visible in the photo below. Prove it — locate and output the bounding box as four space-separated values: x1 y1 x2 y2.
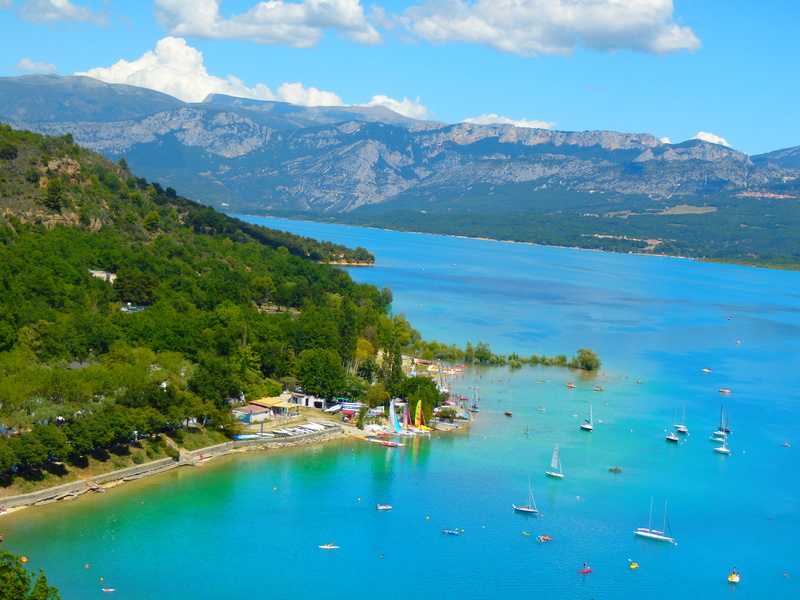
3 217 799 600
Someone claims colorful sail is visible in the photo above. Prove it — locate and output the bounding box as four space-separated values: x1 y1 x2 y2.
415 400 423 427
403 403 409 429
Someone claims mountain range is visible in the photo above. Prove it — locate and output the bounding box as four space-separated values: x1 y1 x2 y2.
2 74 799 217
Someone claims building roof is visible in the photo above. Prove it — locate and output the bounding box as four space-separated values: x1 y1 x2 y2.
232 405 271 415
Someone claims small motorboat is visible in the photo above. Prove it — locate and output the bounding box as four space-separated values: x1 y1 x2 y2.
381 441 400 447
376 504 392 510
608 466 622 473
594 386 604 391
566 382 576 388
441 529 460 535
319 543 339 549
719 388 732 394
536 535 552 542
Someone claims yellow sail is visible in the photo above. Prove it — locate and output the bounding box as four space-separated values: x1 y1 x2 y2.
414 400 432 430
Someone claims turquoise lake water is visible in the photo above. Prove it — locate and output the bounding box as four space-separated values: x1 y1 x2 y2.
3 217 799 600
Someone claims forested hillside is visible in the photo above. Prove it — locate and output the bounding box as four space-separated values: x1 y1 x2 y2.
0 125 407 489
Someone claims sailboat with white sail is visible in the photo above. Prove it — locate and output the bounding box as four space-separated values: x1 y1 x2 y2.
634 498 676 544
513 475 539 514
674 405 688 434
580 404 594 431
545 444 564 479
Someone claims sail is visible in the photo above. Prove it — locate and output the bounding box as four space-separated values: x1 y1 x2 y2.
403 403 409 429
551 444 560 470
389 400 401 432
415 400 423 427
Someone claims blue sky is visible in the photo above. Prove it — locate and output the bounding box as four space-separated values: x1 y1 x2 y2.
1 0 797 155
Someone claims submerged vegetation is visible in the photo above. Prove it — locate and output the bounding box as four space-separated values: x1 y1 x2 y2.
406 338 600 371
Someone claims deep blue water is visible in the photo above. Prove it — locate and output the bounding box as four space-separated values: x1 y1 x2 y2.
3 217 799 600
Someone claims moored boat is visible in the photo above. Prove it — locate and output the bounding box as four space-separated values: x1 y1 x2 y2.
513 476 539 515
634 498 676 544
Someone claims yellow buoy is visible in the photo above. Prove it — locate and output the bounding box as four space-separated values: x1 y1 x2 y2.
21 557 28 562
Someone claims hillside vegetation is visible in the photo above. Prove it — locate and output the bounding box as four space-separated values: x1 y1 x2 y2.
0 125 403 490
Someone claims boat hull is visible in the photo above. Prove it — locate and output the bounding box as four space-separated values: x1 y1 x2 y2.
634 530 676 544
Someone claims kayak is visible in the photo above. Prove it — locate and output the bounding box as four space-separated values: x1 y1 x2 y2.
319 545 339 549
578 569 593 574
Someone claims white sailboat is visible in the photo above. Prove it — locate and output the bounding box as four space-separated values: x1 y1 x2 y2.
545 444 564 479
714 438 731 455
674 405 688 434
634 498 676 544
580 404 594 431
513 475 539 514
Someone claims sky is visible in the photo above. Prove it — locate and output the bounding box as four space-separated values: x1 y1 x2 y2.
0 0 798 155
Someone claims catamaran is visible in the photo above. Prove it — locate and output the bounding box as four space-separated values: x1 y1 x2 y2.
513 475 539 514
545 444 564 479
580 404 594 431
634 498 676 544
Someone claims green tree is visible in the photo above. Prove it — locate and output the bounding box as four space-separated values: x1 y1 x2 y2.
142 210 160 231
474 341 492 362
43 179 64 211
572 347 600 371
295 348 346 399
0 550 61 600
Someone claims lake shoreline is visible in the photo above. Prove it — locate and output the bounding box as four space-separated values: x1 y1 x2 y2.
0 424 348 514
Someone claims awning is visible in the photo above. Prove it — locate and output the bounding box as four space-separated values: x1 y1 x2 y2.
342 409 357 415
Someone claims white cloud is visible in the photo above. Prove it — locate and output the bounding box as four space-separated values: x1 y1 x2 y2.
18 0 108 26
76 37 276 103
360 95 431 119
75 37 430 119
692 132 731 147
13 58 59 74
154 0 382 48
462 114 556 129
399 0 700 57
276 82 344 107
0 0 12 9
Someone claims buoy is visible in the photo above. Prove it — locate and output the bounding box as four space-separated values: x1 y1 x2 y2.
273 487 276 491
21 557 28 562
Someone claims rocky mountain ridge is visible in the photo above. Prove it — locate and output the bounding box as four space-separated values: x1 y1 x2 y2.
1 75 797 214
